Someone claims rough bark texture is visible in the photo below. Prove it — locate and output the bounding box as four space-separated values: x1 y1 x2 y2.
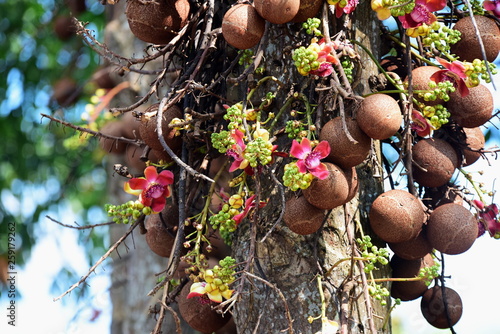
106 1 391 333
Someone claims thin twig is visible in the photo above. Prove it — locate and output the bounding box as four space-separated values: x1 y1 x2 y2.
53 217 142 301
46 215 115 229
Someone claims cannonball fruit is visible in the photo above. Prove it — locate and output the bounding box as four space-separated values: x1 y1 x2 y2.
178 282 231 333
421 286 463 329
319 117 371 169
390 253 435 301
51 78 80 106
388 228 433 261
222 4 266 50
302 162 349 210
412 138 458 188
447 84 493 128
461 127 485 167
100 121 127 154
145 204 179 257
356 94 402 140
369 189 425 243
291 0 323 22
450 15 500 62
254 0 300 25
408 66 443 105
126 0 190 45
139 103 183 152
284 195 325 235
426 203 478 255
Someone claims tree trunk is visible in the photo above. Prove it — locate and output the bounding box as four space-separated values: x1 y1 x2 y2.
105 1 391 333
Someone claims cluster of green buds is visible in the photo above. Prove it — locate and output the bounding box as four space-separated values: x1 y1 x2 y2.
368 284 391 306
285 119 307 139
282 162 315 191
357 235 390 273
389 0 415 17
188 256 236 303
209 194 243 237
417 22 461 52
340 55 355 83
418 263 440 285
418 80 456 102
224 103 245 130
211 130 234 154
170 114 193 135
238 49 254 68
464 59 498 86
302 17 322 36
105 200 151 224
462 0 486 15
244 133 274 167
292 38 335 77
421 104 450 130
292 45 322 76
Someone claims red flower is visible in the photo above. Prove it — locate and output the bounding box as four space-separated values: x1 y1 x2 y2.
226 129 249 172
233 194 266 225
398 0 446 28
474 200 500 238
310 63 334 77
124 166 174 213
411 110 431 137
430 57 469 97
290 138 331 179
484 0 500 18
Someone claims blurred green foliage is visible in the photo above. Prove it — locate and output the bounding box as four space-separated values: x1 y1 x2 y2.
0 0 109 292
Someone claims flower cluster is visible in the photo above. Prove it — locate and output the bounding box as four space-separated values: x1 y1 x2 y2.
292 38 337 77
123 166 174 213
283 138 330 191
187 256 236 303
105 200 151 224
327 0 359 18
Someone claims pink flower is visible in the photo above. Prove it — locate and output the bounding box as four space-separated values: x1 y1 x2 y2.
310 63 334 77
411 110 432 137
233 194 266 225
333 0 359 18
474 200 500 238
290 138 331 179
226 129 249 172
124 166 174 212
430 57 469 97
484 0 500 18
398 0 446 28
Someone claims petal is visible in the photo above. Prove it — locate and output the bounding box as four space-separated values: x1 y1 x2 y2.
124 181 144 196
377 8 392 20
207 290 223 303
310 163 330 180
151 197 167 213
290 139 310 159
232 129 246 148
296 160 309 174
156 169 174 185
221 289 234 300
229 159 242 172
314 141 331 158
144 166 159 182
126 178 149 191
456 79 470 97
187 282 206 299
425 0 446 12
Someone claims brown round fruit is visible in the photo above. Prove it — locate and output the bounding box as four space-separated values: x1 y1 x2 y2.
408 66 443 105
369 189 425 243
100 121 127 154
222 4 265 50
254 0 300 24
421 286 463 329
284 195 325 235
461 127 485 167
426 203 478 255
178 282 231 333
53 15 76 41
126 0 190 45
302 162 349 210
145 204 179 257
319 117 371 169
412 138 458 188
450 15 500 62
51 78 80 107
291 0 323 22
356 94 402 140
139 103 183 151
390 253 435 301
388 228 433 260
344 166 359 203
447 84 493 128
